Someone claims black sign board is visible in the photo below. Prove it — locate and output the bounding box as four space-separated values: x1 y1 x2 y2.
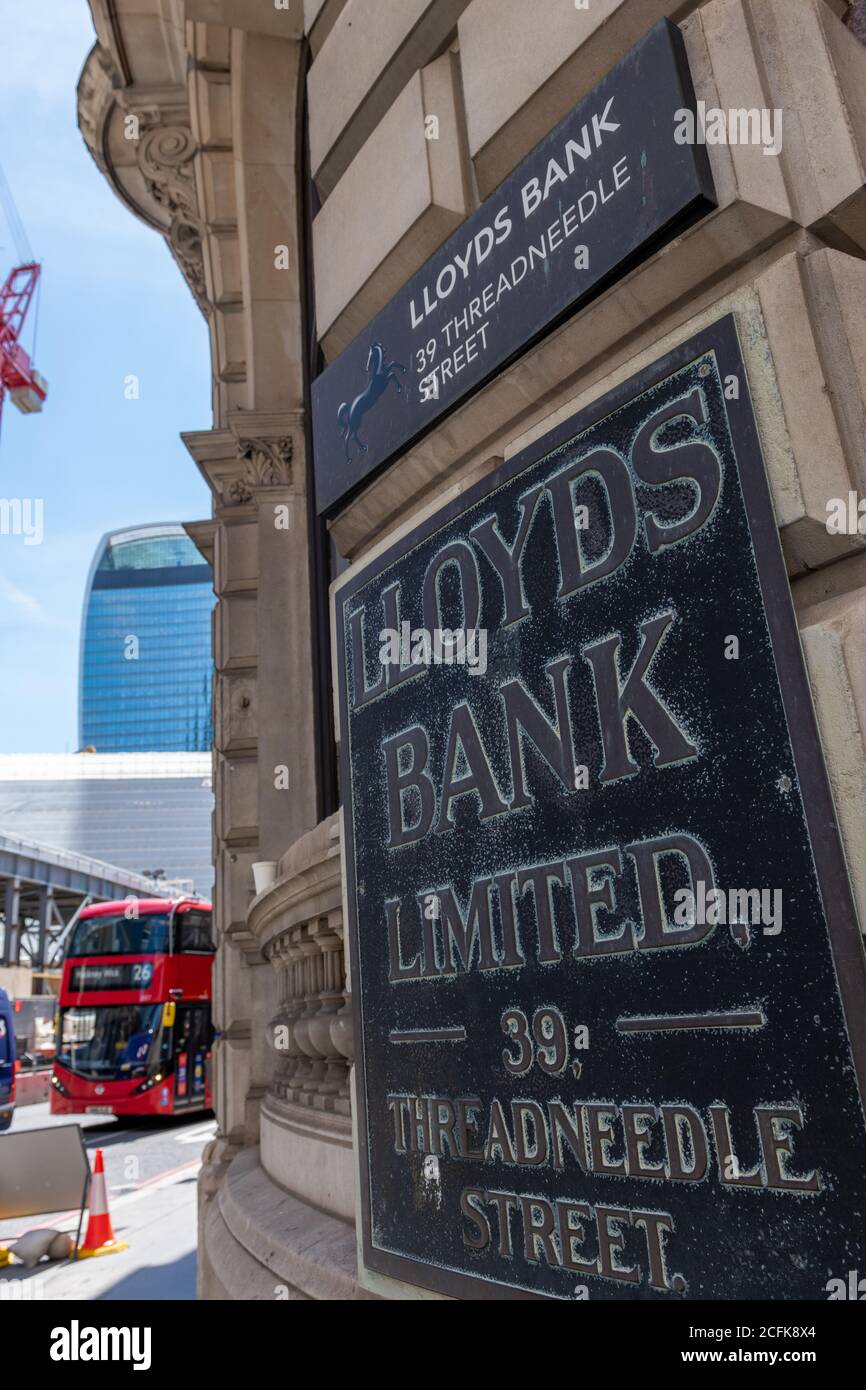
313 19 715 516
336 316 866 1300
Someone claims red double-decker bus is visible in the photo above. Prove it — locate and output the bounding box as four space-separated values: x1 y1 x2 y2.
50 897 214 1119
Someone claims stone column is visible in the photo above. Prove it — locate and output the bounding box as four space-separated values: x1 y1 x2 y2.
186 439 260 1208
179 23 316 1294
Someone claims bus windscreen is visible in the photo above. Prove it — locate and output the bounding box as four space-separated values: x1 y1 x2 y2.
58 1004 166 1080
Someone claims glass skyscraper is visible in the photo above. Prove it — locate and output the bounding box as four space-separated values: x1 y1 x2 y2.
79 524 215 753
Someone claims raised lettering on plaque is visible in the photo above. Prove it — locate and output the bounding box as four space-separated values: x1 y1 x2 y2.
335 316 866 1300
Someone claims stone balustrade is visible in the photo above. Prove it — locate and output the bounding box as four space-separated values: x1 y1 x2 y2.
247 812 352 1118
267 909 352 1117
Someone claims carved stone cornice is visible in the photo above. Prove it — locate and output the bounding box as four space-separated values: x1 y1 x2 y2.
76 44 116 175
77 13 208 314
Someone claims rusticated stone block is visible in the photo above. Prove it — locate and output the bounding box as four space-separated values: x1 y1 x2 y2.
459 0 689 197
185 0 304 37
219 846 260 938
314 51 471 358
216 592 257 671
798 584 866 934
216 754 259 845
215 517 258 595
212 922 254 1028
304 0 348 55
459 0 866 246
215 672 258 753
308 0 471 197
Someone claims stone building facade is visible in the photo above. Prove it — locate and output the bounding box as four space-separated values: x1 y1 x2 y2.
79 0 866 1299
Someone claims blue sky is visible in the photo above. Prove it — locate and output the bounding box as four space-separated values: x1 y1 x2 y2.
0 2 212 752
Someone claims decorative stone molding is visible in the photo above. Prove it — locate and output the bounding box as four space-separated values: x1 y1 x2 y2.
184 426 297 507
76 44 116 172
136 122 207 309
229 436 295 501
219 476 255 507
77 9 209 315
182 429 254 512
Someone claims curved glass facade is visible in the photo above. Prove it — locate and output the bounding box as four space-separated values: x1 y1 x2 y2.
80 525 215 753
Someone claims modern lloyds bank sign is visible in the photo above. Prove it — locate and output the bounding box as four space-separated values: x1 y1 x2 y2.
336 319 866 1299
313 20 715 514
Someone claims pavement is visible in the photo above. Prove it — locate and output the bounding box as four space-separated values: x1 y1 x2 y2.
0 1102 215 1301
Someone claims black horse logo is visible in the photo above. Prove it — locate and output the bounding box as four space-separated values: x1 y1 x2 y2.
337 342 406 461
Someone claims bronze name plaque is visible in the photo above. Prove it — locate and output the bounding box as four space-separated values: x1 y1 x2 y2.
336 316 866 1300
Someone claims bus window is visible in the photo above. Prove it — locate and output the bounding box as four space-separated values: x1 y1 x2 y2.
68 912 170 957
175 911 214 953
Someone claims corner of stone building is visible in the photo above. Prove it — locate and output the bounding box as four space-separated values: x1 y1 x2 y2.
79 0 866 1303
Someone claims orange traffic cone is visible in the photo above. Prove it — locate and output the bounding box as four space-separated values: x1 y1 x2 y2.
77 1148 129 1258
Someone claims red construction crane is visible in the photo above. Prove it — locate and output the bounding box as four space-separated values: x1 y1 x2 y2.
0 165 46 441
0 262 46 433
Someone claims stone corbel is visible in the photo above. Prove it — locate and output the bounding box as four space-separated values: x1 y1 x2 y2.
135 121 208 311
182 428 267 512
206 435 294 507
203 409 305 506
